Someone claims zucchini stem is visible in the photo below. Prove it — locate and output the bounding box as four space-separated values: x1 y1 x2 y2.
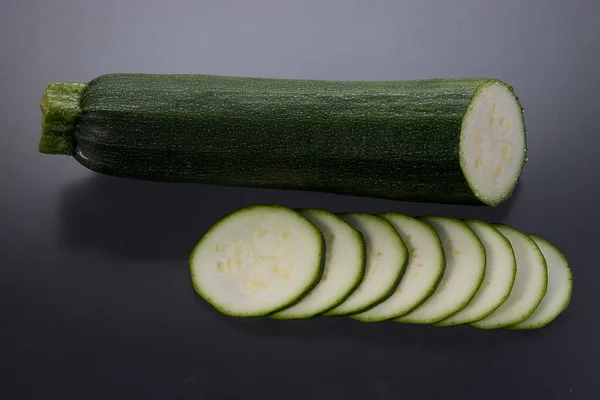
39 82 87 155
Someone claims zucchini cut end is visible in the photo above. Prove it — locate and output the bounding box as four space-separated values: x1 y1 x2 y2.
39 82 88 155
460 79 527 206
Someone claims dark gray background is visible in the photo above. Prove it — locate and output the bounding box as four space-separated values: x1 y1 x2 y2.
1 0 598 398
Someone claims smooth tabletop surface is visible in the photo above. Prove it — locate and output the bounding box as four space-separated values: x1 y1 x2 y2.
1 1 598 398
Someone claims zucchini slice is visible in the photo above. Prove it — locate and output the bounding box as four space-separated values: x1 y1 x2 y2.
470 225 548 329
189 205 324 317
325 213 407 316
271 209 365 319
435 220 516 326
507 235 572 329
351 213 445 322
396 217 486 324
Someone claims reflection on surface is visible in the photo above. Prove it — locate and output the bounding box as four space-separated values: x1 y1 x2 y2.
58 173 520 263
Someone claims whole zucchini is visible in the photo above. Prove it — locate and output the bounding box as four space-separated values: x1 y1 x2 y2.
39 73 526 205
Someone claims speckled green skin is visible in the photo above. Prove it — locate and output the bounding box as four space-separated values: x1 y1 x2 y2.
41 73 520 205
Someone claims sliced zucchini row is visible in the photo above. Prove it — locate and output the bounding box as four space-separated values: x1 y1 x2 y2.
396 217 486 324
470 224 548 329
435 220 516 326
189 205 324 317
325 213 408 316
272 209 365 319
351 213 445 322
507 235 572 330
189 206 572 330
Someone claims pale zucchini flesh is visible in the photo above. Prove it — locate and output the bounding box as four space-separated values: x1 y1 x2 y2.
396 216 485 324
507 235 572 330
352 213 445 322
272 209 365 319
189 205 323 317
435 220 516 326
470 224 548 329
460 80 527 206
325 213 407 316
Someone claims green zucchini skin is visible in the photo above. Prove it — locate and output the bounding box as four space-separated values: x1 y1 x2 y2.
42 73 524 205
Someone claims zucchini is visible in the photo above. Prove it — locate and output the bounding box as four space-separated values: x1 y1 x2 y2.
324 213 407 316
435 220 516 326
507 235 572 329
470 225 548 329
396 217 486 324
39 73 527 206
351 213 445 322
189 205 324 317
188 205 572 329
271 208 365 319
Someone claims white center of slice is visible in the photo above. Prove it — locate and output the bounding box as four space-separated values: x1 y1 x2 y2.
190 206 323 316
396 217 485 324
325 213 407 315
460 81 526 204
272 209 365 318
435 220 516 326
351 213 444 321
470 225 548 329
508 235 572 329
